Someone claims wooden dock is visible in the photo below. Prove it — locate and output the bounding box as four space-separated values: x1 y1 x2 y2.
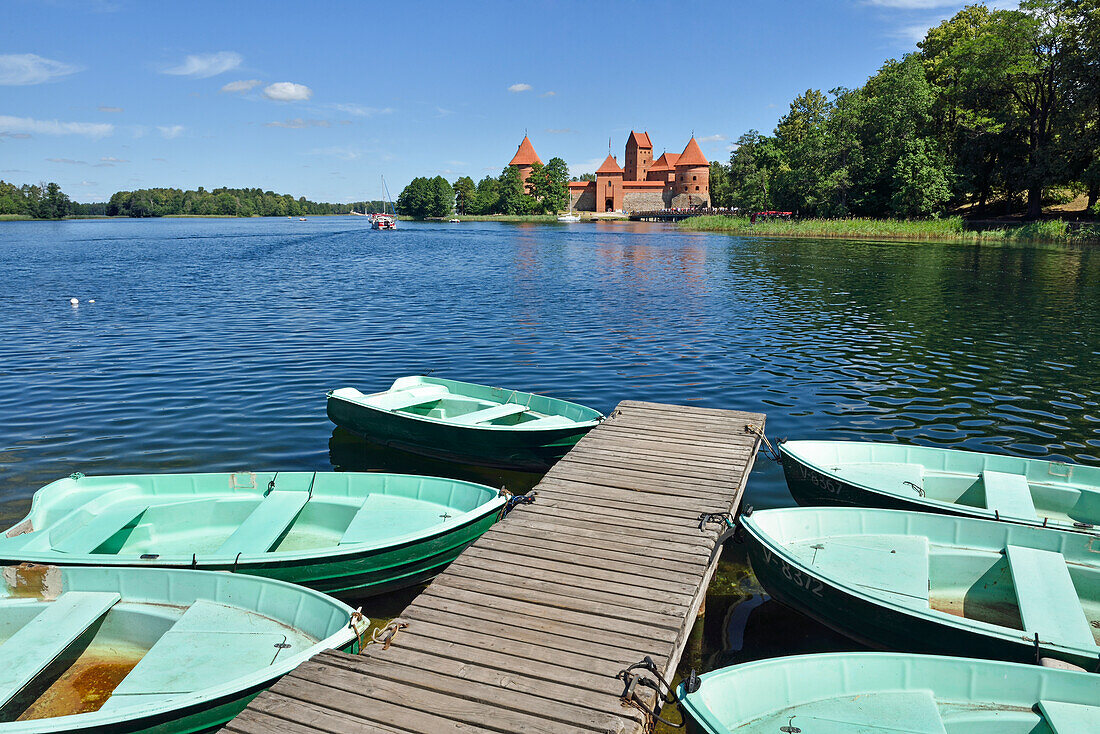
225 400 765 734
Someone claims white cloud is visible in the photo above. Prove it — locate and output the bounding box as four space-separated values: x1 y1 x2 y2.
309 145 361 160
540 91 556 97
331 103 391 117
0 131 32 139
265 118 331 128
0 54 82 85
100 156 128 163
263 82 312 101
436 107 453 117
163 52 242 78
47 158 88 165
98 105 123 112
0 115 112 137
697 134 726 143
220 79 263 93
157 125 185 138
508 83 532 93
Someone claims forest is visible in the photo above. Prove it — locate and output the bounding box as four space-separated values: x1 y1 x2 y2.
397 158 571 218
0 180 383 219
707 1 1099 219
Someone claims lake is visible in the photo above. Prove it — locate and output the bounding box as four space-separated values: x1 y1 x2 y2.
2 217 1099 676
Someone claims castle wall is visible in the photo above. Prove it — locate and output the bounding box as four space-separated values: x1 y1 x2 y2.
570 185 596 211
622 190 666 211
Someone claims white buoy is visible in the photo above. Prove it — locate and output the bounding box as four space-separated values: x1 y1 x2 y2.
88 299 95 304
69 298 79 306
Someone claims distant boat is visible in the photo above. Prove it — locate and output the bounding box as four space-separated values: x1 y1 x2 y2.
371 176 397 230
557 214 580 222
327 375 603 471
0 564 363 730
780 440 1100 533
0 470 507 597
298 217 307 221
678 652 1100 734
742 506 1100 669
448 217 461 223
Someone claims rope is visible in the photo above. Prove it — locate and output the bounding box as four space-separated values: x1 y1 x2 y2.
364 620 408 651
745 424 782 463
615 656 686 729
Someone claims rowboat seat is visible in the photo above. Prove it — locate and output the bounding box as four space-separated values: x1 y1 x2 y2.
1038 700 1100 732
0 591 121 711
1005 545 1095 650
518 415 575 429
339 496 451 544
760 691 946 734
450 403 527 426
983 471 1038 521
102 600 302 710
369 386 449 412
215 491 308 556
800 534 930 605
51 505 148 554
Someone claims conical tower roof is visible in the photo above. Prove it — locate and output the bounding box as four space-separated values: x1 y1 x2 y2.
596 154 623 174
509 136 542 166
676 137 708 167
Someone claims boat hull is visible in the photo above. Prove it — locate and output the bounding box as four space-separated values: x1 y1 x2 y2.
327 395 592 471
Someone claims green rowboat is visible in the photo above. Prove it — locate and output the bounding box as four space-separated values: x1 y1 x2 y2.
742 507 1100 668
0 471 506 597
327 376 603 471
679 652 1100 733
0 563 364 732
780 440 1100 533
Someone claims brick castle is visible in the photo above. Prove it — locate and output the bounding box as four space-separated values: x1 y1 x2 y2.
508 131 710 212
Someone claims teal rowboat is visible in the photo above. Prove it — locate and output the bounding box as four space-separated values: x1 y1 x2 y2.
327 376 604 471
0 563 364 733
679 652 1100 734
0 471 506 597
781 440 1100 533
742 507 1100 668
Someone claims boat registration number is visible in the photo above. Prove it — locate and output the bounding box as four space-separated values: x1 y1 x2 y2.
759 546 824 597
796 462 843 495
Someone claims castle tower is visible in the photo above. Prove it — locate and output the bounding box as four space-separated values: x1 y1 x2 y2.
509 135 543 192
624 131 652 182
595 154 624 212
673 136 710 207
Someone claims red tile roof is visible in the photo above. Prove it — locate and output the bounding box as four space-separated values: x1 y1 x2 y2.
596 154 623 174
676 137 708 167
627 130 652 149
508 136 542 166
648 152 679 171
568 180 595 188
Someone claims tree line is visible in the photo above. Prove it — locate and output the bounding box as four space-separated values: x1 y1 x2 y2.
708 0 1099 219
397 157 571 218
1 180 384 219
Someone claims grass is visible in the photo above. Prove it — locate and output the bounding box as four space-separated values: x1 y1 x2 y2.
680 215 1100 244
0 214 34 221
402 214 563 223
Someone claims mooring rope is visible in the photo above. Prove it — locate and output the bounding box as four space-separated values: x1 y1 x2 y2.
745 423 782 462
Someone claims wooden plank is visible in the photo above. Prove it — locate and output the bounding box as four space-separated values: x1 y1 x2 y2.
227 400 763 734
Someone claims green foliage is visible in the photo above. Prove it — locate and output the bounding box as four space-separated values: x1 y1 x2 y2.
452 176 475 215
104 186 362 217
496 165 536 215
528 157 570 213
396 176 453 218
0 180 72 219
709 1 1097 220
572 173 596 182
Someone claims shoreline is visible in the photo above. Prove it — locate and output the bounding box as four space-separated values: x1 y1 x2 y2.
680 215 1100 245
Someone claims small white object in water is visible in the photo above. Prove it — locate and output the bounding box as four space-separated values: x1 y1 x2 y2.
69 298 79 305
88 299 95 304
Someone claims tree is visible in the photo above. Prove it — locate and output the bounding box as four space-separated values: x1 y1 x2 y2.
773 89 833 214
41 182 70 219
452 176 475 214
530 157 569 213
430 175 454 217
497 165 534 215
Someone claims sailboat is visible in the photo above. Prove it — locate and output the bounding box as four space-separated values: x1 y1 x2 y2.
371 176 397 230
557 186 580 222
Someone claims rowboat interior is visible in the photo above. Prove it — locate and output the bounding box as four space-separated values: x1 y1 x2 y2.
329 376 601 430
757 511 1100 654
792 441 1100 526
1 472 500 560
690 654 1100 734
0 566 342 723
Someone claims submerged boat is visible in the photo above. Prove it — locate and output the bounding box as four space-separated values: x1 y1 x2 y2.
679 652 1100 734
327 376 603 471
780 440 1100 533
0 471 505 597
742 507 1100 668
0 563 363 732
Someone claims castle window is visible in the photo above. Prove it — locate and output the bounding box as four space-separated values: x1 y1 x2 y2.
693 175 697 181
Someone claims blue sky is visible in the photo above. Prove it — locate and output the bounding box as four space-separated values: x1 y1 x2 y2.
2 0 1012 203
